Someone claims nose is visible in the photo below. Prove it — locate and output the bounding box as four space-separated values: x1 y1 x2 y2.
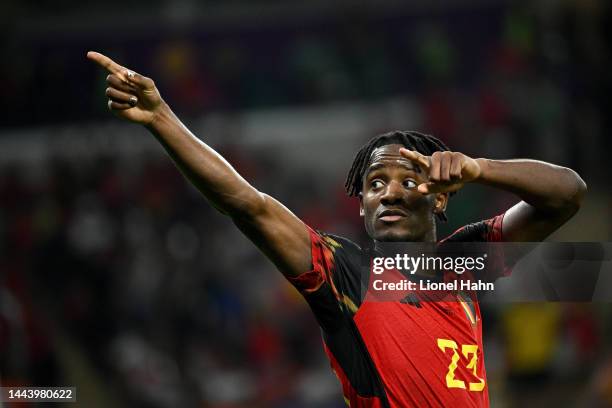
380 180 404 205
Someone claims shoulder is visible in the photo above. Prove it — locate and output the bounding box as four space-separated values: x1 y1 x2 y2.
440 213 505 243
315 231 363 254
302 229 365 318
308 229 364 272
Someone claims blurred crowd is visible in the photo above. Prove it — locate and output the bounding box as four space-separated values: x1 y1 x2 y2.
0 1 608 169
0 148 364 406
1 0 612 407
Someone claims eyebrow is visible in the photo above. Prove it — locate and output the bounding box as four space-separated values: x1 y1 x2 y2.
365 161 420 178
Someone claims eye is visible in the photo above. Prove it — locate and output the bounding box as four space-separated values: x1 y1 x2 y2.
371 179 384 190
403 179 417 189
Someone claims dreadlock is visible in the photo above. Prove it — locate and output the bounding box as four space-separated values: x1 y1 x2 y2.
344 130 452 221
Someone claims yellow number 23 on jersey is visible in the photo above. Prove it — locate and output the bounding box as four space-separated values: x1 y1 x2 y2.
437 338 486 392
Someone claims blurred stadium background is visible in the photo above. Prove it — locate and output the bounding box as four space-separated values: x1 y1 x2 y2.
1 0 611 407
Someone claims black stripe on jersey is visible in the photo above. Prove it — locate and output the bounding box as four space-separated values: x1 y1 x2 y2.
302 282 391 407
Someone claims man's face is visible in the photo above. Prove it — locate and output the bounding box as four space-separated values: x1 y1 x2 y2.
359 144 446 242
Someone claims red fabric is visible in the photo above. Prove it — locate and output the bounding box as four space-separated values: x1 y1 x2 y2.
355 287 489 407
289 216 507 407
487 213 504 242
286 228 326 293
355 215 502 407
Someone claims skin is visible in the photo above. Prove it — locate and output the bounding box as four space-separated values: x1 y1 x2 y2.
86 51 587 279
360 144 443 242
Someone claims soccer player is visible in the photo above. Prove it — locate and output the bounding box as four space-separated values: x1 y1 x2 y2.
88 51 586 407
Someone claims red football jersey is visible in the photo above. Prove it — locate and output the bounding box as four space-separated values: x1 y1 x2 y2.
288 214 505 408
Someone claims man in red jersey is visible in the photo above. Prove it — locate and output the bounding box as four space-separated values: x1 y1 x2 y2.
88 51 586 407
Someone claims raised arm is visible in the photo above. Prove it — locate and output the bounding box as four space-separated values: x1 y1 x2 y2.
400 149 587 242
87 51 311 276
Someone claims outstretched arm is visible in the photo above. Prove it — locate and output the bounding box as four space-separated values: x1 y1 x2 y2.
400 149 587 242
87 51 311 276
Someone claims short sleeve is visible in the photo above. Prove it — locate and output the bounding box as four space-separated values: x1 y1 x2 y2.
285 227 363 331
441 213 505 243
440 213 511 280
286 227 338 294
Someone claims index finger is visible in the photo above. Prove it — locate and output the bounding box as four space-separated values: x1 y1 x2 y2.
87 51 125 75
399 148 430 170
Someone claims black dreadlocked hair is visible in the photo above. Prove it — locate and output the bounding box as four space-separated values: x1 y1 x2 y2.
344 130 452 221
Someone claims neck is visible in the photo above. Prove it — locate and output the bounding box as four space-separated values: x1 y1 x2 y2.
373 228 437 251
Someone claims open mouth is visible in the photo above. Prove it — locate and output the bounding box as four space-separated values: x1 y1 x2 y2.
378 209 407 223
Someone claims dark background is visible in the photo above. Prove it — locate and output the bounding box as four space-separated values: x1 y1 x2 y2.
1 0 611 406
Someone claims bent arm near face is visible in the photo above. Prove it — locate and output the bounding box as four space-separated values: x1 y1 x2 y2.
474 158 587 241
398 148 587 241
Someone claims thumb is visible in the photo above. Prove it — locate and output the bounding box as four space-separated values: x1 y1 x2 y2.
123 69 155 90
417 183 433 194
419 181 463 194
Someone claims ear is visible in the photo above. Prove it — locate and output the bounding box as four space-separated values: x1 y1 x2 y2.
433 192 448 215
359 193 365 217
